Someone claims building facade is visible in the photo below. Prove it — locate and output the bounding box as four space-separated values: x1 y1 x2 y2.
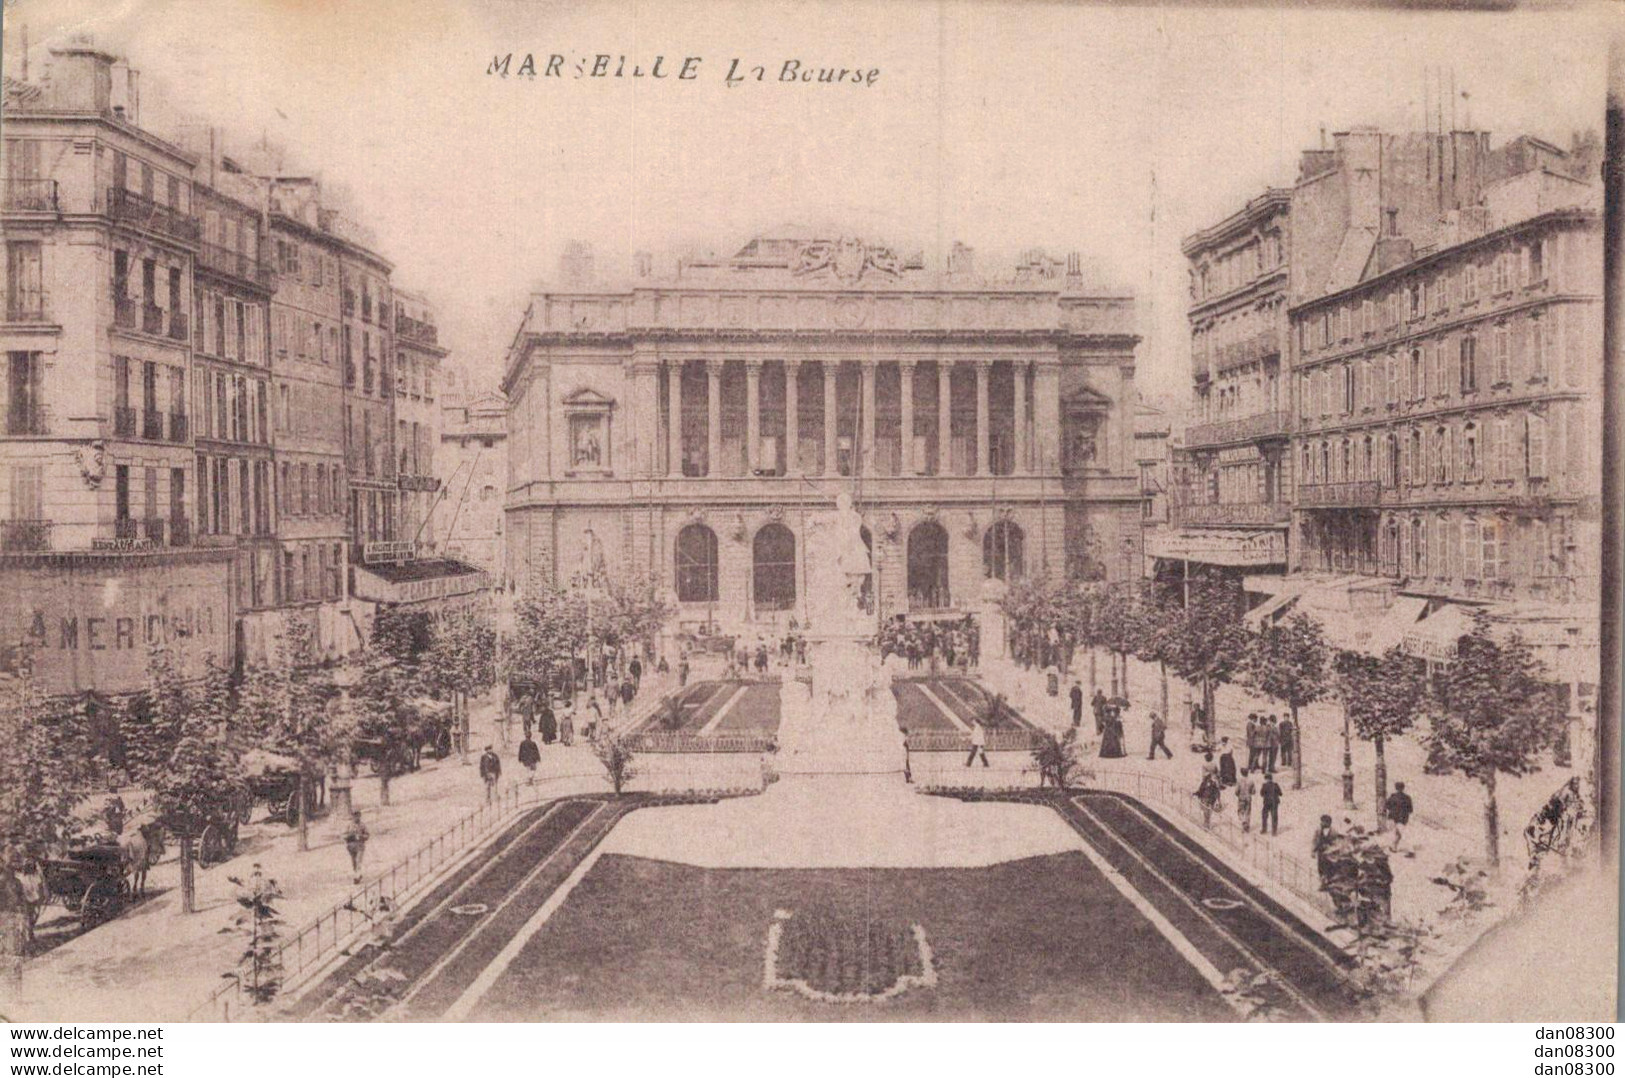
1157 190 1292 588
337 235 396 555
502 234 1142 636
0 46 235 691
392 287 446 551
438 369 507 579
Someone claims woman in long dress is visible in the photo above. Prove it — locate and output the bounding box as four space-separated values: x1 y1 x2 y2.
1098 706 1126 759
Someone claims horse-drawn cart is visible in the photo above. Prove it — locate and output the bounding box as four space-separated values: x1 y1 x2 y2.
239 749 327 828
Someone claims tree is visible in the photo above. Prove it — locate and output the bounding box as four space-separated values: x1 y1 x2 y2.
1244 612 1330 791
0 661 94 856
238 619 347 852
1168 573 1250 747
1130 579 1184 729
1032 727 1086 790
593 731 637 795
509 585 591 691
1337 646 1429 828
422 608 498 763
222 863 285 1005
145 652 245 914
347 645 421 808
1426 612 1567 867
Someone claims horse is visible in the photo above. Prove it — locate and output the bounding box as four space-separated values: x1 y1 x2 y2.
16 861 46 946
117 829 150 899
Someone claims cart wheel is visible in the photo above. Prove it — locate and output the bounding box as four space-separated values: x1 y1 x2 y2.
237 793 254 825
367 755 382 775
199 823 224 867
81 879 120 929
282 796 299 828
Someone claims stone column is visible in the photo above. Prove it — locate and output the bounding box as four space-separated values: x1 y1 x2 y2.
745 360 762 474
1035 362 1061 474
1013 360 1028 475
665 362 682 476
899 360 916 477
823 361 838 475
975 360 991 477
860 360 877 477
706 360 723 477
937 361 953 475
784 360 801 476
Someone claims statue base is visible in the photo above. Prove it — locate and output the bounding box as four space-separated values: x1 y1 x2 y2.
777 636 902 775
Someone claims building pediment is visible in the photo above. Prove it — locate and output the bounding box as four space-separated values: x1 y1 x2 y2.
561 387 616 410
1062 385 1113 411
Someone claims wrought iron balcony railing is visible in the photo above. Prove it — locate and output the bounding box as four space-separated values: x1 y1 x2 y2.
144 516 167 544
167 310 189 342
106 187 201 244
5 290 51 323
169 517 191 547
395 313 439 346
113 405 137 438
114 516 140 540
142 409 165 440
1169 502 1292 526
142 304 164 336
197 242 275 287
169 412 189 443
1296 480 1384 508
2 179 59 213
0 519 52 552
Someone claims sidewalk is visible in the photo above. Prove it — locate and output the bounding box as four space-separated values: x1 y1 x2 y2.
979 650 1570 930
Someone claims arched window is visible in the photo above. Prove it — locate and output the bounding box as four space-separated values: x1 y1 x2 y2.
907 521 951 610
983 520 1025 581
1362 435 1374 480
675 523 718 602
1320 440 1331 481
1385 518 1401 576
752 523 796 611
1341 439 1352 482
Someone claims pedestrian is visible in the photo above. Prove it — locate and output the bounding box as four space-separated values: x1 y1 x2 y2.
1070 680 1084 727
1244 714 1261 771
1098 706 1126 759
1217 737 1237 787
1265 715 1281 773
965 719 990 768
1196 771 1221 829
620 677 635 711
559 701 575 747
1201 750 1219 785
539 697 557 745
0 853 30 989
1312 814 1338 885
521 691 535 741
656 655 669 677
1277 715 1294 769
678 655 690 687
517 733 540 783
1147 711 1172 759
584 695 603 739
902 728 913 785
343 810 369 884
478 744 502 804
1384 781 1414 850
1260 772 1283 836
629 655 642 690
1092 688 1108 734
1236 770 1255 833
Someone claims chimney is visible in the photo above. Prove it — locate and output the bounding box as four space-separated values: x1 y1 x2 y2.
44 42 119 116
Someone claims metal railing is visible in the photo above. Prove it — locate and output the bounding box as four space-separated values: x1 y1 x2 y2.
0 519 52 552
905 729 1040 753
1170 502 1291 527
106 187 201 243
198 242 273 287
624 732 777 753
142 304 164 336
142 408 165 440
170 517 192 547
144 517 167 545
169 412 189 443
114 516 139 540
113 405 137 437
395 313 439 346
5 291 51 323
167 310 189 342
1297 480 1383 508
3 178 59 212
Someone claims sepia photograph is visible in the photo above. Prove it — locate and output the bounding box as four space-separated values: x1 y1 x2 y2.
0 0 1617 1033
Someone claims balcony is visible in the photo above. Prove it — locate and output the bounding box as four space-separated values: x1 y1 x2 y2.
396 313 439 346
169 412 189 443
197 242 274 287
1170 502 1291 527
0 519 52 552
106 187 201 244
142 409 164 440
2 179 59 213
5 290 52 323
141 304 164 336
114 294 138 329
114 516 139 540
1297 480 1383 508
144 517 167 545
1184 410 1291 449
113 405 137 438
167 310 189 342
169 517 191 547
1213 328 1281 374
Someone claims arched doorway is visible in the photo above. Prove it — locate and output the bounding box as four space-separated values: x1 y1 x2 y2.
674 523 718 602
752 523 796 612
983 520 1025 581
907 521 950 610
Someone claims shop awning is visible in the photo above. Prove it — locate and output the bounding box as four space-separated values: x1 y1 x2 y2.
352 558 490 606
1400 603 1476 662
1244 588 1303 631
1367 595 1430 655
1146 529 1286 567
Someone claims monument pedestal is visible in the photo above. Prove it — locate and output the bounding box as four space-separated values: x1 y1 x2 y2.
776 635 903 775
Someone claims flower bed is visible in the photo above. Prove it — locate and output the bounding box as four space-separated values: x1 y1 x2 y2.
763 905 936 1004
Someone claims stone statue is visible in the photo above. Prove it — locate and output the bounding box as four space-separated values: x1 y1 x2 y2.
831 491 872 604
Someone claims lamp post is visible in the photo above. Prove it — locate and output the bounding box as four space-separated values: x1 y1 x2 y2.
1342 703 1356 807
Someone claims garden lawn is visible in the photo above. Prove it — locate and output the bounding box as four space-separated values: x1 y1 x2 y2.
465 851 1234 1022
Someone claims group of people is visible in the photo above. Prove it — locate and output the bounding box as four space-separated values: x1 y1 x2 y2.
876 614 981 673
1195 749 1285 836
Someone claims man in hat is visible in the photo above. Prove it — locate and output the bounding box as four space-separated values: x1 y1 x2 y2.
478 745 502 804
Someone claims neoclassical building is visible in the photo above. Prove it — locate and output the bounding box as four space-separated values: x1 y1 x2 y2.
501 234 1142 635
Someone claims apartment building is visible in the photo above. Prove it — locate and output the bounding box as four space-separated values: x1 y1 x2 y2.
392 287 446 552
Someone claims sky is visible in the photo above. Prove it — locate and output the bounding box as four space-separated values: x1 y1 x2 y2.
4 0 1612 412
